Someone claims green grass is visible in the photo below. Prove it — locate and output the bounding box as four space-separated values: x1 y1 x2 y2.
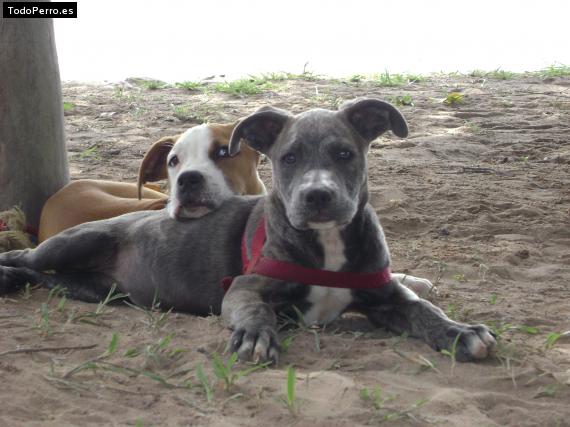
285 366 297 415
63 102 75 112
175 81 205 91
256 72 290 81
390 95 414 106
443 92 464 106
196 364 214 402
212 78 271 97
140 80 169 90
440 333 461 375
486 68 517 80
545 332 563 349
68 284 128 325
211 352 268 391
371 71 407 87
78 145 100 160
125 293 172 331
540 63 570 77
172 105 206 123
113 86 138 103
452 273 466 282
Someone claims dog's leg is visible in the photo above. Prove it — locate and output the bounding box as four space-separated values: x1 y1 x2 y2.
356 283 496 361
0 265 116 302
0 221 117 272
221 275 281 364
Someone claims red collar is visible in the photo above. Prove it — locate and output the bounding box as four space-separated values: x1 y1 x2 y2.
221 218 392 292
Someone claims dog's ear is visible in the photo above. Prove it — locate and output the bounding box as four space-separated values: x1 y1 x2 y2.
229 107 291 156
137 135 178 199
340 98 408 142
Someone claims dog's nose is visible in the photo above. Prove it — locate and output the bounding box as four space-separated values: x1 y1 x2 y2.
304 188 334 209
177 171 204 191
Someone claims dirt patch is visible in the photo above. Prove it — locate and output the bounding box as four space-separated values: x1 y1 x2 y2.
2 74 570 426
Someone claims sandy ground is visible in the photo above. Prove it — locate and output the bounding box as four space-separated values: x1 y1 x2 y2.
1 74 570 426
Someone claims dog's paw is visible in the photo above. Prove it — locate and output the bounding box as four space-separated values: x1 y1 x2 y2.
0 266 29 294
393 273 434 298
442 323 496 362
227 324 280 364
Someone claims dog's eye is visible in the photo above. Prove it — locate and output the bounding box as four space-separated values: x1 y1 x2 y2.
282 152 297 165
215 146 230 158
336 150 353 161
168 155 179 167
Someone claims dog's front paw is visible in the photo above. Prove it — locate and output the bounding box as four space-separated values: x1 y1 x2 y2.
442 323 496 361
227 324 280 364
393 273 434 298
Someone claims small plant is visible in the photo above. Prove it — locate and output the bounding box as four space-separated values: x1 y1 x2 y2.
279 306 321 352
284 63 321 81
443 92 464 106
540 63 570 77
360 386 391 410
113 86 138 103
211 352 268 391
36 302 52 336
465 122 483 134
285 365 297 415
469 69 486 78
63 332 120 378
440 333 461 375
141 80 168 90
281 334 296 353
349 74 366 83
487 68 517 80
63 102 75 112
545 332 562 349
213 77 272 97
196 364 214 402
78 145 100 160
446 304 458 321
175 81 204 91
535 384 558 398
391 95 414 106
489 293 498 305
372 71 406 87
20 283 32 299
405 73 424 83
255 72 289 82
452 273 466 282
518 325 539 335
68 284 128 325
125 294 172 331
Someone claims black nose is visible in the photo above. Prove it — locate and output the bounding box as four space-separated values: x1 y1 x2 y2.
304 188 334 209
177 171 204 191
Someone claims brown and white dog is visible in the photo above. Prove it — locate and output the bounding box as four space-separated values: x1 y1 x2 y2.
38 122 266 242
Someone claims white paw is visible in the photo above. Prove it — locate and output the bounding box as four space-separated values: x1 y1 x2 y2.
393 273 434 298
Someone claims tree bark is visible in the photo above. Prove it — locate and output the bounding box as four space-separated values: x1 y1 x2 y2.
0 0 69 229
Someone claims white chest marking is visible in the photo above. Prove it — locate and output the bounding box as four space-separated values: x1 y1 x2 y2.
303 228 352 325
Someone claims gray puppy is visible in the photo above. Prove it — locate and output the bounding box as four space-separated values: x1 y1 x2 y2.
0 98 495 363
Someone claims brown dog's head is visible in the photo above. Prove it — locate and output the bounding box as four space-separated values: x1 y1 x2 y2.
138 123 266 219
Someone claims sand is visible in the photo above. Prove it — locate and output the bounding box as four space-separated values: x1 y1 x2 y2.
1 74 569 426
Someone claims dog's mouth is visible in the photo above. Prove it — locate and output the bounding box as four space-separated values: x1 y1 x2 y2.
171 199 218 219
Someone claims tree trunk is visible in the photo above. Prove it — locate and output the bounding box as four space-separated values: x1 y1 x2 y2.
0 0 69 229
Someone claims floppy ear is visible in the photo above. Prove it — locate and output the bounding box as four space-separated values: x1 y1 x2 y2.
137 135 179 199
339 98 408 142
228 107 291 156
